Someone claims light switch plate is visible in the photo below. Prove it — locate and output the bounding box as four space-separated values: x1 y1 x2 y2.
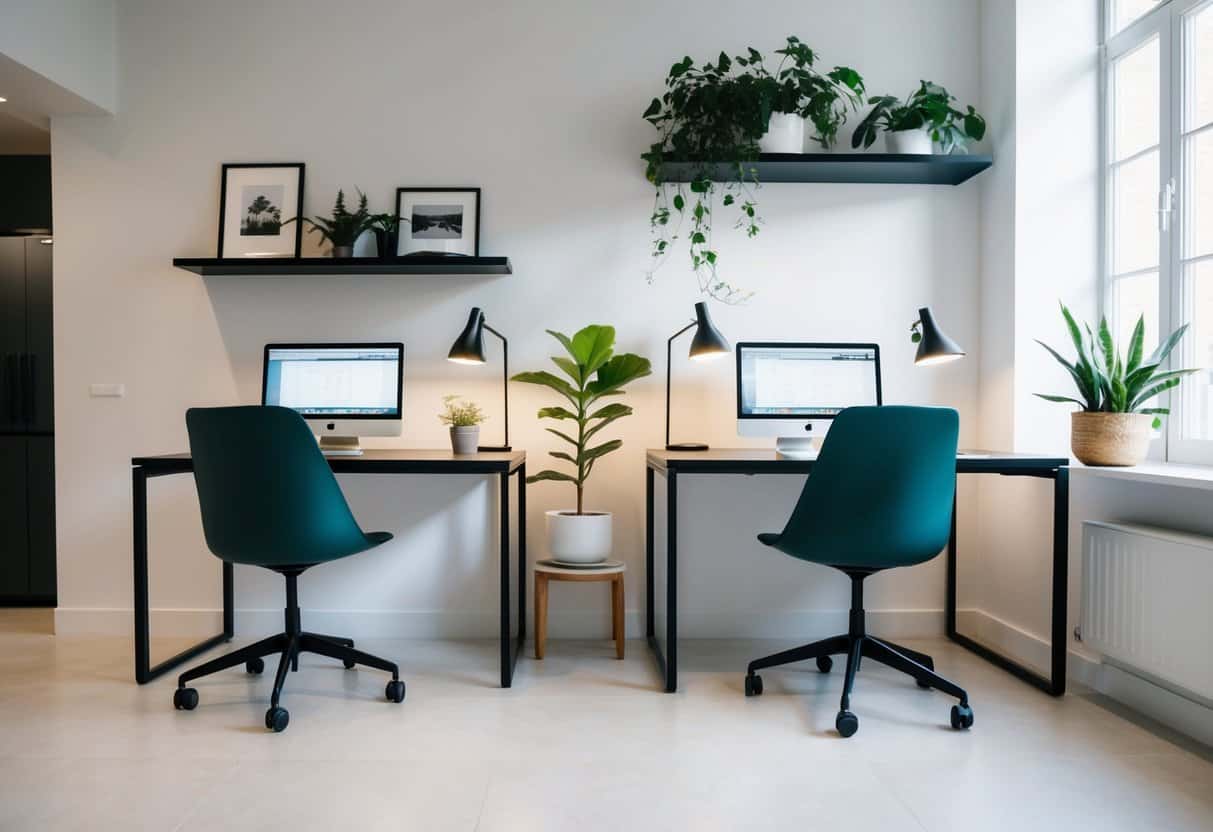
89 383 125 398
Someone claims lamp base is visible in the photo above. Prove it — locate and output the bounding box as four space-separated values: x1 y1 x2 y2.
477 445 512 453
665 442 710 452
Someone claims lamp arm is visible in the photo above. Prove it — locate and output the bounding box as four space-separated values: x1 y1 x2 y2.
666 321 696 448
484 322 508 449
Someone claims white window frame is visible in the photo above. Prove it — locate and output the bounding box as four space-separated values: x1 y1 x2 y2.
1102 0 1213 464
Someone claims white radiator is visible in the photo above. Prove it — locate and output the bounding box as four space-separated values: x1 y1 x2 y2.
1081 521 1213 699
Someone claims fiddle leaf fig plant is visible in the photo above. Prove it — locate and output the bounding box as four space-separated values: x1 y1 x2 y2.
643 37 864 303
512 325 652 515
852 80 986 154
1035 303 1199 429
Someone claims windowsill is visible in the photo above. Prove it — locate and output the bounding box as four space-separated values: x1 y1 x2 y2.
1072 460 1213 490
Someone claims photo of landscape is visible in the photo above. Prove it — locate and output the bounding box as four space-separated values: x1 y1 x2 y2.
240 184 284 236
411 204 463 239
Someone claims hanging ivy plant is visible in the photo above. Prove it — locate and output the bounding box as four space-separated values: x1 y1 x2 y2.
642 37 864 303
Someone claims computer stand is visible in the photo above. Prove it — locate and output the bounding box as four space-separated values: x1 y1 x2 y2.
318 436 363 456
775 436 819 458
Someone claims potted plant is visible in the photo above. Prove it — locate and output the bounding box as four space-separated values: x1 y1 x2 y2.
748 37 865 153
289 188 372 257
642 38 864 302
512 324 652 563
439 395 486 454
851 80 986 154
369 213 400 260
1036 303 1198 466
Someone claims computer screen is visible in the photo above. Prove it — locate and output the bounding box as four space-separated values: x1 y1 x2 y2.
737 343 881 419
262 343 403 418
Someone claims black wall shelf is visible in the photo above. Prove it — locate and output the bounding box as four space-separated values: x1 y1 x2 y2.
171 256 512 276
656 153 992 186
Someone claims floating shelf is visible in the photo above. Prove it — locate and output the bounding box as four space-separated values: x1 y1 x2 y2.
171 255 512 276
656 153 992 186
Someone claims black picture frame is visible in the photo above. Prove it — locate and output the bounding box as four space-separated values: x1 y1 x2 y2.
218 163 305 258
394 187 480 257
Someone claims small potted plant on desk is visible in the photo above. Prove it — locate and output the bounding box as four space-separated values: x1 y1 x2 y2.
288 188 372 257
851 80 985 154
512 324 652 564
440 395 486 455
369 212 400 260
1036 303 1198 466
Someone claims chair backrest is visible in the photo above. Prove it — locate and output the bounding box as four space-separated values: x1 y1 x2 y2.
775 406 959 569
185 406 370 567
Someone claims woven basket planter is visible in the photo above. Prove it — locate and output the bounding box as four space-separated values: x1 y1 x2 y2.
1070 412 1152 466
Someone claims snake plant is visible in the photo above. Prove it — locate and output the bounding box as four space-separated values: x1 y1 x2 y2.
1035 303 1198 429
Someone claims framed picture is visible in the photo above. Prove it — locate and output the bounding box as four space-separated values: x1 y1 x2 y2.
395 187 480 257
218 163 305 258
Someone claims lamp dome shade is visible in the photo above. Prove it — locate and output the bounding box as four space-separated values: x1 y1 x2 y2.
914 306 966 365
688 301 731 360
448 307 486 364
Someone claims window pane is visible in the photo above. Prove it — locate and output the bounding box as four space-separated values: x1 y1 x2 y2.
1179 260 1213 441
1113 36 1160 161
1186 128 1213 257
1113 271 1159 357
1186 1 1213 130
1113 0 1163 34
1113 150 1160 273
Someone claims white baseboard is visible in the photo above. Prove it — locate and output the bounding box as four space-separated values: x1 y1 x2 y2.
54 606 947 640
954 608 1101 687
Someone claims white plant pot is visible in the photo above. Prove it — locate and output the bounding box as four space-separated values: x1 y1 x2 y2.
545 509 612 564
884 128 934 155
759 113 806 154
449 426 479 455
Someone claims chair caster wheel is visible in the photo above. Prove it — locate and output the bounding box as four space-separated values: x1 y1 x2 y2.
265 706 290 732
343 659 356 670
816 656 833 673
173 687 198 711
950 703 974 730
835 710 859 738
744 673 763 697
385 680 406 703
245 657 264 674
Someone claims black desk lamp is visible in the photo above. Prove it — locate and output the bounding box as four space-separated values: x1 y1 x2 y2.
911 306 966 366
666 301 731 451
448 306 510 451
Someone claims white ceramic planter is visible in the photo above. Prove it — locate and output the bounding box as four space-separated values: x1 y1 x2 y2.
545 510 613 564
884 128 933 154
449 426 479 455
759 113 806 154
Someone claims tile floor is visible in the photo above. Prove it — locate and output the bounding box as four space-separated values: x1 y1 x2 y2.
1 614 1211 831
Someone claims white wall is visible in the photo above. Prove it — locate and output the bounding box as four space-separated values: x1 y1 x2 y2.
52 0 985 641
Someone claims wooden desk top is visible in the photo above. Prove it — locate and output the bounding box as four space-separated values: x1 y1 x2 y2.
132 448 527 475
646 448 1069 475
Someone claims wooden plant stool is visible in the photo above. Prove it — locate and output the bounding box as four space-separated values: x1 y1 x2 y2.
534 560 625 660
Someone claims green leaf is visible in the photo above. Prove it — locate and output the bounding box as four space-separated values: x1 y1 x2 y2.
548 450 577 465
545 427 579 446
570 324 616 376
510 371 580 404
1125 315 1145 374
1130 376 1182 411
550 356 583 386
586 353 653 400
1035 339 1098 409
525 470 577 485
545 329 577 360
582 439 623 464
1034 394 1087 407
1147 323 1190 365
536 406 577 421
588 402 633 421
1097 317 1116 376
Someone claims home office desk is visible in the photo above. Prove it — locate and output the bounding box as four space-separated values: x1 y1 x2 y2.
131 449 527 687
644 449 1070 696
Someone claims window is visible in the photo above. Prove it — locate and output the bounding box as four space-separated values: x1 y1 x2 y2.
1103 0 1213 463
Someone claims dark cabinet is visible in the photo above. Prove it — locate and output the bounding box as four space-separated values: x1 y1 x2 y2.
0 236 55 603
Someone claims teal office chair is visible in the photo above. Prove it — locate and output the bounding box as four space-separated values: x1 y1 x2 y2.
744 406 973 738
172 406 406 733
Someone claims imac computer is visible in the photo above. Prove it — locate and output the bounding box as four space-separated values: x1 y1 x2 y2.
262 343 404 456
736 342 882 458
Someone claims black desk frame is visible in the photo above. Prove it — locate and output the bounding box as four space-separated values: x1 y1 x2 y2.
645 451 1069 696
132 453 527 688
